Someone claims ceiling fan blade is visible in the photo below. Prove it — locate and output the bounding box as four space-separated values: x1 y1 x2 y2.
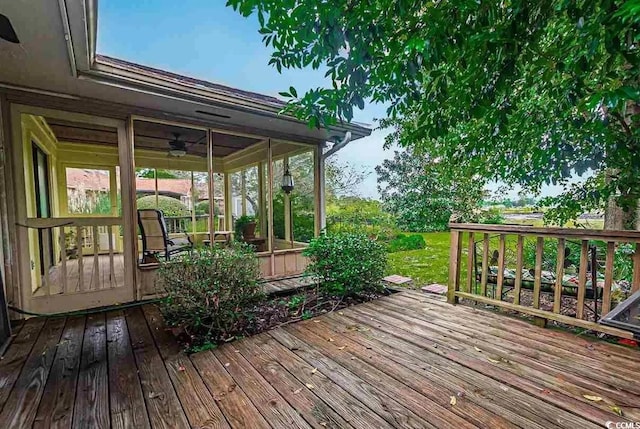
0 14 19 44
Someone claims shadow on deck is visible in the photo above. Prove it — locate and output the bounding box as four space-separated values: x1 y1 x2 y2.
0 290 639 428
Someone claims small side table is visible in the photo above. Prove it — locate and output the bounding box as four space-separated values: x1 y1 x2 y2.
203 231 234 247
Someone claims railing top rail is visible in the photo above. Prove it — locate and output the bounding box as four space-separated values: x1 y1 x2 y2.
23 217 122 228
449 222 640 242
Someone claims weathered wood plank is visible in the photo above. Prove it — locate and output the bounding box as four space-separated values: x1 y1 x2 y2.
334 309 597 429
533 237 544 309
271 328 443 429
459 289 633 338
404 290 640 365
0 317 45 412
191 350 271 429
214 344 312 429
252 334 392 429
324 312 555 429
73 313 109 429
306 316 519 429
553 238 565 314
360 297 631 425
601 242 615 317
0 317 66 428
380 295 640 405
466 232 475 293
513 235 524 305
633 243 640 293
576 240 589 319
481 234 489 296
235 335 357 429
106 310 150 429
34 316 85 429
447 230 462 304
496 234 506 299
124 307 190 429
142 305 229 429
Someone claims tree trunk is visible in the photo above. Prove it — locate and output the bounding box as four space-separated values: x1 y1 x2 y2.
604 196 639 230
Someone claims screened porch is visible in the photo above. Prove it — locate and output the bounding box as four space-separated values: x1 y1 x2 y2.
13 106 322 313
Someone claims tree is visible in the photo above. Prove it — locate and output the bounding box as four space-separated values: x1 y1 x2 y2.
227 0 640 228
376 149 485 232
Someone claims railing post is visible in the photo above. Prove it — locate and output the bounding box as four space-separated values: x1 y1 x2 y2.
447 229 462 304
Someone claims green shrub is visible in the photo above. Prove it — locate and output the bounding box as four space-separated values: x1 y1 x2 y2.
478 208 505 225
194 200 221 216
387 234 426 253
137 195 189 217
156 243 263 346
303 232 387 297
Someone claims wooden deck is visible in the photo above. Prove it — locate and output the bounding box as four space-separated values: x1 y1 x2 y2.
1 290 639 428
261 275 317 295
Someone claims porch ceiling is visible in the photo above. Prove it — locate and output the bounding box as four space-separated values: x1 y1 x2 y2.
45 117 263 158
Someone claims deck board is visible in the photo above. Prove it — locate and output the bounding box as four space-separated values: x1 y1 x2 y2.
34 316 85 429
0 317 66 428
73 313 109 429
106 310 150 429
1 290 640 428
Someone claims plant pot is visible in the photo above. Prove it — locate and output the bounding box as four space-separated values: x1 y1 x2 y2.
242 222 257 239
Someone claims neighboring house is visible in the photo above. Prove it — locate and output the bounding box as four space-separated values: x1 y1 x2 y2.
0 0 371 334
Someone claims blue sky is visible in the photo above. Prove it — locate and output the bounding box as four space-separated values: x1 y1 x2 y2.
97 1 568 200
97 0 389 198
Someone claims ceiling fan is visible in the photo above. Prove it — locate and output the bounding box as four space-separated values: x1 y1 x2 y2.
167 133 187 157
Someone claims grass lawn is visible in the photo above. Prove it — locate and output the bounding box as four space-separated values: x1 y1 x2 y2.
387 232 461 286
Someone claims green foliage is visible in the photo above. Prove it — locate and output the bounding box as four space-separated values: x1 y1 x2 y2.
387 234 426 253
478 208 506 225
194 200 220 216
228 0 640 227
376 149 485 232
156 243 263 346
273 192 316 243
234 215 257 240
303 232 387 297
288 294 305 310
136 195 189 217
136 168 179 179
326 197 397 241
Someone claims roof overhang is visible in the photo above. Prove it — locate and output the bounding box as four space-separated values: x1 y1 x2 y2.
0 1 371 144
63 0 371 142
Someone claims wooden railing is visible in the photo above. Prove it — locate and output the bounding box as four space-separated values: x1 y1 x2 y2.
448 223 640 338
23 217 124 296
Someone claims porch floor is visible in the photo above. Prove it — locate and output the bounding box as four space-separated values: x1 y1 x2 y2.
36 254 126 296
1 290 639 428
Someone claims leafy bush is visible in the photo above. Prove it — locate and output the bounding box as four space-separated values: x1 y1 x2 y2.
137 195 189 217
478 208 505 225
303 232 387 297
156 243 263 346
326 197 398 241
194 200 221 216
387 234 426 253
273 192 315 243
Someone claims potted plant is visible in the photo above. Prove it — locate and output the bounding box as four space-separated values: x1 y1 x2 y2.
235 215 257 240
